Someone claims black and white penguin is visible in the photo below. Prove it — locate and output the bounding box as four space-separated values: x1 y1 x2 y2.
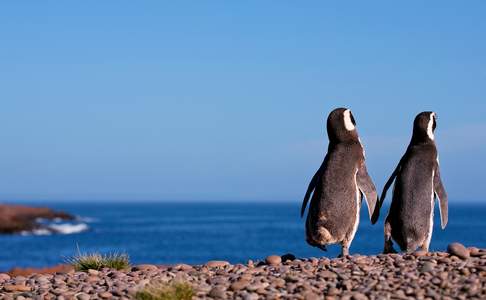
371 111 448 253
301 108 379 256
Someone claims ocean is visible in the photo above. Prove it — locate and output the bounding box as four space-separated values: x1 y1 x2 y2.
0 202 485 271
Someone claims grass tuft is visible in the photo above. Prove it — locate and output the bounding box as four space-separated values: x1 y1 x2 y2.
135 281 194 300
66 252 130 271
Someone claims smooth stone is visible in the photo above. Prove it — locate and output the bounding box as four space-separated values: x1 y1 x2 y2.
468 247 481 257
420 262 436 272
304 291 321 300
266 255 282 266
243 293 259 300
352 292 369 300
3 284 31 292
0 273 11 282
174 263 193 271
414 250 428 257
132 264 158 271
447 242 470 259
75 293 90 300
99 292 113 299
246 283 269 292
230 279 250 291
320 270 338 279
272 278 286 288
208 287 226 298
206 260 230 268
87 269 99 276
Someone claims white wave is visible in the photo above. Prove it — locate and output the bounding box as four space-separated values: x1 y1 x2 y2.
21 228 52 236
48 223 89 234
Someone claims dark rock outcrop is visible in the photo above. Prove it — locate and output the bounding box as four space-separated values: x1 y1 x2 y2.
0 204 73 234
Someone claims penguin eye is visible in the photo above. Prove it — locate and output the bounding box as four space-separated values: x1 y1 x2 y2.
350 113 356 126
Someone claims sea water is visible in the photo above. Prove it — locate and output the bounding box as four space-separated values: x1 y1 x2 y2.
0 202 485 271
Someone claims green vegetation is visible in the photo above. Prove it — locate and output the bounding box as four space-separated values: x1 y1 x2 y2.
135 281 194 300
67 252 130 271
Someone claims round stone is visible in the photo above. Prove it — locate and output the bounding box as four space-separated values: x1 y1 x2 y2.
413 250 428 257
132 264 158 271
420 262 435 272
3 284 31 292
206 260 230 268
230 279 250 291
265 255 282 266
447 243 470 259
99 292 113 299
303 291 321 300
208 287 226 298
173 263 193 271
0 273 11 282
468 247 481 257
75 293 90 300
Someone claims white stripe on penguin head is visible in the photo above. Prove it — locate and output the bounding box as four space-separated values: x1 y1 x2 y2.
427 112 435 140
343 109 355 131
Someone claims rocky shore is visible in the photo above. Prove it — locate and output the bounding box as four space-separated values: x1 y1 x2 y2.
0 244 485 300
0 204 73 234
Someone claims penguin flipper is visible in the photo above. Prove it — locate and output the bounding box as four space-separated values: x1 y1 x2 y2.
356 163 378 221
300 156 327 218
434 165 448 229
372 158 403 224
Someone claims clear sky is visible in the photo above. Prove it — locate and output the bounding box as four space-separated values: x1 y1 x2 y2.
0 1 485 202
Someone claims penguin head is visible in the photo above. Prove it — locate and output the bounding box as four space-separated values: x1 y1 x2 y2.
412 111 437 142
326 108 359 142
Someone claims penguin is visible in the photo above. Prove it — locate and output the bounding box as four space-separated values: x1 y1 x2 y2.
371 111 448 253
301 108 379 256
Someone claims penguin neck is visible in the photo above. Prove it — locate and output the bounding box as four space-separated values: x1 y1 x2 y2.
410 130 435 145
327 130 359 144
328 137 358 149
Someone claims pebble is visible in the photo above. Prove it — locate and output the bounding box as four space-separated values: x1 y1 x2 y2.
320 270 338 279
173 263 193 271
3 284 31 292
230 279 250 291
0 273 11 282
206 260 230 268
304 291 321 300
420 262 436 272
99 291 113 298
132 264 158 271
447 242 470 259
208 286 226 298
75 293 90 300
0 249 484 299
467 247 479 256
265 255 282 266
413 250 428 257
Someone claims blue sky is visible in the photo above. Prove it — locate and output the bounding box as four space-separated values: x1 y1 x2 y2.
0 1 485 202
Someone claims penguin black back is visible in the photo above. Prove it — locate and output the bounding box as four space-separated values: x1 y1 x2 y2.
301 107 379 256
373 111 448 253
